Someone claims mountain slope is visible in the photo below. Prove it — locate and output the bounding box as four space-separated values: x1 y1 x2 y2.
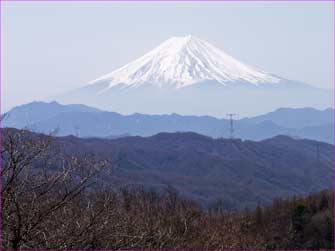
53 36 333 117
10 129 331 209
92 35 281 89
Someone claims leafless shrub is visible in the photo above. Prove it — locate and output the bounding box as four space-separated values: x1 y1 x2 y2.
1 129 106 249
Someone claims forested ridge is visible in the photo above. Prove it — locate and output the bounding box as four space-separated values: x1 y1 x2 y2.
2 128 333 250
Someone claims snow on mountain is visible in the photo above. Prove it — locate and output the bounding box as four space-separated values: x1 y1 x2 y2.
91 35 281 89
53 35 332 117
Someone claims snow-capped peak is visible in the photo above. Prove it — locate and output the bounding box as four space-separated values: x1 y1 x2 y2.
91 35 281 88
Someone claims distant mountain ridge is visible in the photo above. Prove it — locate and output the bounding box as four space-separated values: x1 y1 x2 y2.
3 101 100 129
242 107 334 129
3 101 334 143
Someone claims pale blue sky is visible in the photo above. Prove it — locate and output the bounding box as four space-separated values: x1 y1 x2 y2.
1 1 334 111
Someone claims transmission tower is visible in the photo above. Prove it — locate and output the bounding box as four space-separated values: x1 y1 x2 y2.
226 113 238 139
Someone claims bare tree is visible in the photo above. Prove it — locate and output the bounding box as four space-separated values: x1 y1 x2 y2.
1 129 106 249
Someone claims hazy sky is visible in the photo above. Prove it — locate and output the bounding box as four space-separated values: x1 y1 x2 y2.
1 1 334 111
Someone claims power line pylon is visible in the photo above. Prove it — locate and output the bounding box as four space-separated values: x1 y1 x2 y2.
226 113 238 139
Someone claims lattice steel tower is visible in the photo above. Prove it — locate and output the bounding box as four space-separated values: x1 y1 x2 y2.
226 113 238 139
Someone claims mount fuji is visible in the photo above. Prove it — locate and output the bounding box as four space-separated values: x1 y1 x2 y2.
92 35 281 88
54 36 332 117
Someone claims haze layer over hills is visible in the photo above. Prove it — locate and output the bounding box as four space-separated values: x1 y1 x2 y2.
3 102 334 144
